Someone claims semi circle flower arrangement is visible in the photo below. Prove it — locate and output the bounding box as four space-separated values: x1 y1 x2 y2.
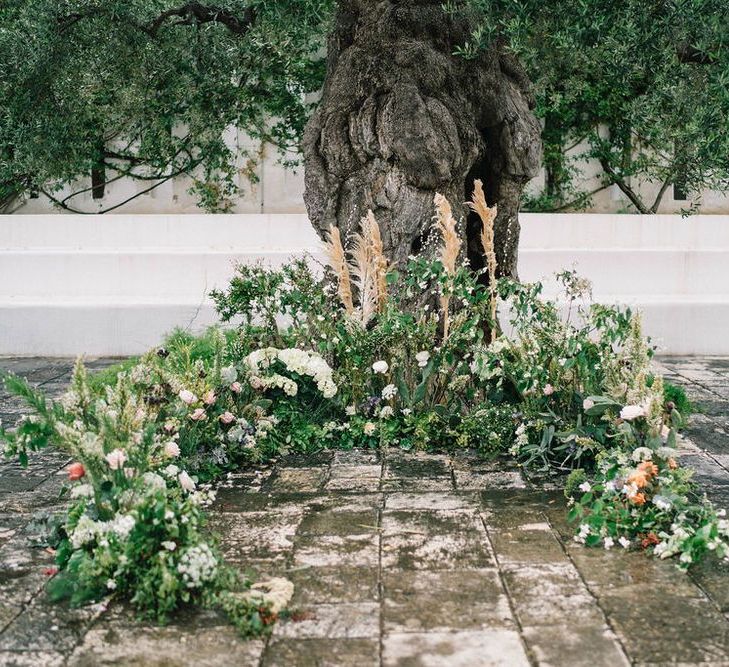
2 182 727 636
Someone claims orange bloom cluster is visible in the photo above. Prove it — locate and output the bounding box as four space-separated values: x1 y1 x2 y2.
626 460 660 504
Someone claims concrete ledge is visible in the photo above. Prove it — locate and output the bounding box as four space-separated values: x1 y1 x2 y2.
1 213 727 356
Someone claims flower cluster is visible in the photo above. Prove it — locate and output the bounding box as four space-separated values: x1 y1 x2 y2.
247 347 337 399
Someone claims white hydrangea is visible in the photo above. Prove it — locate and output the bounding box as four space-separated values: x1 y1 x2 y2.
246 347 337 398
177 543 218 589
70 513 135 549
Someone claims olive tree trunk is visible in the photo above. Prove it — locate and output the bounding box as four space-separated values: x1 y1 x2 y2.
303 0 542 278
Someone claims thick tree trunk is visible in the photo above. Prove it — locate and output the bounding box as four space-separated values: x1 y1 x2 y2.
303 0 541 279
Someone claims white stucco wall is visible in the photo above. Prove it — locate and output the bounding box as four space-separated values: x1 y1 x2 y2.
9 139 729 216
1 213 727 356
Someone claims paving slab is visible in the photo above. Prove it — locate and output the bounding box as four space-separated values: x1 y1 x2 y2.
0 356 728 666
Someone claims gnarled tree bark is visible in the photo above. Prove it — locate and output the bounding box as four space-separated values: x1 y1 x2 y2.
303 0 541 279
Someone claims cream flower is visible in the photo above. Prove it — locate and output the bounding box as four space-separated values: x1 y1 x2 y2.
105 448 127 470
372 360 389 374
178 470 196 492
179 389 197 405
620 405 645 421
164 441 181 458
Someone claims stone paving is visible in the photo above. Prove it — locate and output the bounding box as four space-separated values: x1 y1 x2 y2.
0 357 729 666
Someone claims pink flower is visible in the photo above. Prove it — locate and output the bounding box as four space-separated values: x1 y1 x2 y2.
190 408 207 421
203 390 216 406
67 462 85 481
219 411 235 425
179 389 197 405
178 470 196 492
583 398 595 411
164 441 181 458
543 384 555 396
105 449 127 470
164 421 177 434
230 382 242 394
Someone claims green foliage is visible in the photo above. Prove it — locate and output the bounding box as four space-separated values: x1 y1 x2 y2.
457 0 729 212
664 381 693 419
0 0 333 212
2 0 725 213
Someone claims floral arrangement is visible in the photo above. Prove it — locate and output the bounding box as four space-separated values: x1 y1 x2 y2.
3 182 728 635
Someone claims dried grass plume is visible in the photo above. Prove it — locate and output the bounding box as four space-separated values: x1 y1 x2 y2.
323 224 354 314
467 179 499 340
433 192 462 338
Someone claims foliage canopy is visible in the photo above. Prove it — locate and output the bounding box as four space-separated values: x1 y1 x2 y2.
1 0 726 213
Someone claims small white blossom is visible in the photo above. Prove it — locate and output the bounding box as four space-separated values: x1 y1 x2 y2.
372 360 389 374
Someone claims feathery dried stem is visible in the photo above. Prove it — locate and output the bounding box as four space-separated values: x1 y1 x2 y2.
367 212 389 311
433 192 462 338
350 211 388 326
323 224 354 314
467 179 499 341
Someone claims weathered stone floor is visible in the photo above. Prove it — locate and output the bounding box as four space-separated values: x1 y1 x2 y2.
1 356 729 666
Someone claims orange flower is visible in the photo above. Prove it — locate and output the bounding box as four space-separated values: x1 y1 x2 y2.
641 532 660 549
637 461 659 478
631 492 647 505
668 458 678 470
627 471 649 488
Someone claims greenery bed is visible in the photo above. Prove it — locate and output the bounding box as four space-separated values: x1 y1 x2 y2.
3 187 728 636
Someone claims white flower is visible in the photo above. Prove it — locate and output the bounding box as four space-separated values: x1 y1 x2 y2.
372 360 389 374
578 481 592 493
105 449 127 470
106 579 117 590
603 537 614 550
164 441 180 458
380 406 394 419
178 471 196 492
618 536 631 549
620 405 645 421
162 541 177 551
162 464 180 478
70 483 94 499
363 422 376 436
543 384 555 396
177 544 217 589
345 405 356 416
179 389 197 405
415 351 430 367
631 447 653 462
653 495 672 511
401 408 412 416
381 384 398 400
141 472 166 492
583 398 595 411
220 366 238 384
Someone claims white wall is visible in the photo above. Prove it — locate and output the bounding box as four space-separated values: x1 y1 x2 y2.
9 139 729 217
1 213 728 356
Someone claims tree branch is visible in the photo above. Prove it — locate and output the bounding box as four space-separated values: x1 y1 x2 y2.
598 157 649 214
58 3 256 38
650 176 672 213
146 2 256 37
677 45 716 65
